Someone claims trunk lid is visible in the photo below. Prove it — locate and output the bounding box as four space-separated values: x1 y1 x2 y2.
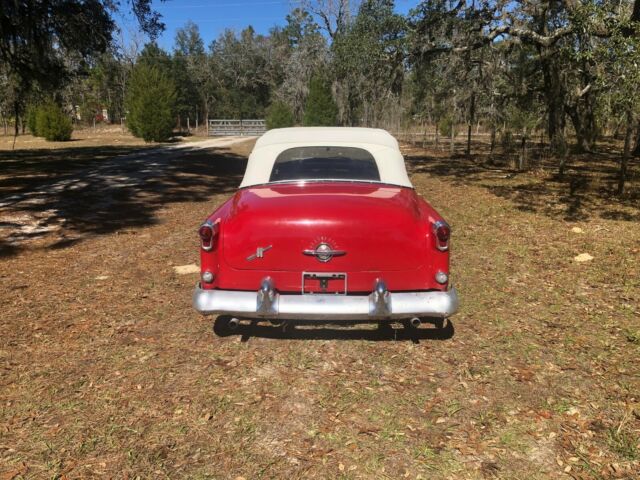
222 183 428 272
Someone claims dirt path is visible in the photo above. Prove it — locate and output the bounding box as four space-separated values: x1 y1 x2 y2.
0 141 638 479
0 137 253 254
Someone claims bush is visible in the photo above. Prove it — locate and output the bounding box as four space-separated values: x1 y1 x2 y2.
303 76 338 126
35 103 73 141
126 64 177 142
26 105 39 136
437 116 454 138
266 101 295 129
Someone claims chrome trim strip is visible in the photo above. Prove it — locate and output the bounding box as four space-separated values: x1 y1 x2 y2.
193 284 459 320
302 249 347 257
247 245 272 261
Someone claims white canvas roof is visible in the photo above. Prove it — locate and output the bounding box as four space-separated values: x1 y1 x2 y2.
239 127 412 188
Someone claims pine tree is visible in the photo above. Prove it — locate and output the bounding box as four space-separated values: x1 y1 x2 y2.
303 76 338 126
126 64 177 142
266 101 295 129
35 103 73 141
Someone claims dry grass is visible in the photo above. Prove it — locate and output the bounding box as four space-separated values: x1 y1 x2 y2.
0 138 639 479
0 126 211 151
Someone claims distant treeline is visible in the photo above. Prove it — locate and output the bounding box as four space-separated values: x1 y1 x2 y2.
1 1 640 190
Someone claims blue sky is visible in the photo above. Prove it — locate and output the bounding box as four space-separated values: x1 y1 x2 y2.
118 0 421 51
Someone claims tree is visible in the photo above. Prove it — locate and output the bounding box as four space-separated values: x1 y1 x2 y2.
301 0 359 40
303 76 338 126
208 27 271 119
593 6 640 194
126 64 177 142
333 0 406 127
266 101 295 129
35 103 73 141
271 9 328 123
0 0 163 141
174 22 208 128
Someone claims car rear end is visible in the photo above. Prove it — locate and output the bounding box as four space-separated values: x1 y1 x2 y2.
192 128 459 325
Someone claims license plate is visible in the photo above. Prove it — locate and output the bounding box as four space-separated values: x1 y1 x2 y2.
302 272 347 294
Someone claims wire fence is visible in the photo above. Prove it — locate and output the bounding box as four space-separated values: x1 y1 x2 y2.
393 129 554 169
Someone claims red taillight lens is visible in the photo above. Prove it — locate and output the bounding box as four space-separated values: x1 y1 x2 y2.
433 221 450 251
199 222 218 251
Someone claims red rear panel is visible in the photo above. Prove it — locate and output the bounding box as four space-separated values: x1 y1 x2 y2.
200 182 449 293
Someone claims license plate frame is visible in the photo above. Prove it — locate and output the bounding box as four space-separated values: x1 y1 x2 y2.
302 272 347 295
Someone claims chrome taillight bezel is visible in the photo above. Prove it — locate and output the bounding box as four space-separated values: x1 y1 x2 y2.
432 220 451 251
198 221 218 251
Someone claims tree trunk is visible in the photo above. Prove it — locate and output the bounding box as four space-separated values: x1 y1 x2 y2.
450 125 455 156
632 122 640 156
618 110 634 196
489 126 496 162
12 101 20 150
518 135 527 171
567 99 597 153
540 48 567 157
466 92 475 158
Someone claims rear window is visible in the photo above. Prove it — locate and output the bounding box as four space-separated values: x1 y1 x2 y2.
269 146 380 182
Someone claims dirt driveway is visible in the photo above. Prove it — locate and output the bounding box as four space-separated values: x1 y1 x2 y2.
1 139 638 479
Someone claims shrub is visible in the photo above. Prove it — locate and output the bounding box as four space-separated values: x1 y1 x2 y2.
303 76 338 126
26 105 40 136
266 101 295 129
35 103 73 141
437 116 454 138
126 64 177 142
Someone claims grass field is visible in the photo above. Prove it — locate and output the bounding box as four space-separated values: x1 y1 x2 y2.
1 135 638 479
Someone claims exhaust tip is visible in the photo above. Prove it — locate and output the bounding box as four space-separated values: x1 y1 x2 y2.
228 317 240 330
409 317 421 328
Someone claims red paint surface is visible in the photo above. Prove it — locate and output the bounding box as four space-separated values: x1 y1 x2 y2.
199 182 450 293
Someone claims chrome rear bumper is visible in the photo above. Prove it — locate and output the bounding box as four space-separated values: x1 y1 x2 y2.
192 281 459 321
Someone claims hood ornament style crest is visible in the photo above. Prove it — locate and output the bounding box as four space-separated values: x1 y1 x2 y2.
303 242 346 263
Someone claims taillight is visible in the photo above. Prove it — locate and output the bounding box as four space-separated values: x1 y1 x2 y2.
199 221 219 251
433 220 450 251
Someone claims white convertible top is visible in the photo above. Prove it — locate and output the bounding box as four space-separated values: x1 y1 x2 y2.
240 127 412 188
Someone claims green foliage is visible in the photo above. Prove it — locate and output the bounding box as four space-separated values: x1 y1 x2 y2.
266 101 295 129
126 64 177 142
35 103 73 141
303 76 337 126
26 105 39 136
438 116 454 137
333 0 407 125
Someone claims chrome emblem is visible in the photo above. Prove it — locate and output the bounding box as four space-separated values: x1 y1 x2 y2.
247 245 272 261
303 242 346 263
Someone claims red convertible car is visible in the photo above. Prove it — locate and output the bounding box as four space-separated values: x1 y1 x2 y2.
193 127 458 333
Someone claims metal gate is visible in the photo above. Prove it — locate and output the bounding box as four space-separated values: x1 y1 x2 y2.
208 119 266 136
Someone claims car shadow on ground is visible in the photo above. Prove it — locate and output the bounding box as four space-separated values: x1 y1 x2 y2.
0 144 248 257
213 319 455 343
